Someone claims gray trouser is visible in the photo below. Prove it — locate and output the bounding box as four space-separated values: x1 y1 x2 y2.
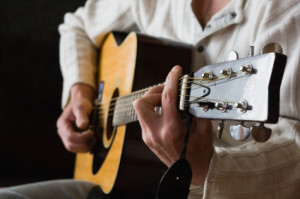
0 179 104 199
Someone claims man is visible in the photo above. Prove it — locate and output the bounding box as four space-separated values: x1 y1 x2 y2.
1 0 300 198
57 0 300 198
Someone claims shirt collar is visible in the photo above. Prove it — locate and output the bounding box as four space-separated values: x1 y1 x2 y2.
193 0 246 41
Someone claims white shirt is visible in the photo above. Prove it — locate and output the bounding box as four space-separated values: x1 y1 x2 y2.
59 0 300 198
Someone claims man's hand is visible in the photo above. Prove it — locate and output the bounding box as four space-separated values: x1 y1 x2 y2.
57 83 96 153
133 66 213 185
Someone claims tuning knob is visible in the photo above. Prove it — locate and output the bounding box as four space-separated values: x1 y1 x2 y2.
217 120 224 139
220 67 233 79
251 123 272 142
235 100 248 113
201 70 214 79
240 64 253 76
248 46 254 57
262 43 283 54
215 100 228 112
230 122 251 141
225 50 239 61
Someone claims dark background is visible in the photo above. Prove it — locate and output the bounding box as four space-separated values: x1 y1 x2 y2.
0 0 86 186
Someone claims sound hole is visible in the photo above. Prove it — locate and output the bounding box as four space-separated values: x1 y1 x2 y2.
105 88 119 145
92 88 119 175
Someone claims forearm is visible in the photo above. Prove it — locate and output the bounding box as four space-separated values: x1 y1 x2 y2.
59 11 98 107
58 0 137 108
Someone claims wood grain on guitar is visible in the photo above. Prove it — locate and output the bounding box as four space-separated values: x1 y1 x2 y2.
74 32 287 198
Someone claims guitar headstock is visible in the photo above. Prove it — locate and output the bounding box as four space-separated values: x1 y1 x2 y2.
179 44 287 142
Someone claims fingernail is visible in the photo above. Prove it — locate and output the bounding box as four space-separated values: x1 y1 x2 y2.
172 65 180 71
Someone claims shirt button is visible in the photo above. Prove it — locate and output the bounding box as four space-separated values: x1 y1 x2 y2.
231 12 236 18
197 45 204 52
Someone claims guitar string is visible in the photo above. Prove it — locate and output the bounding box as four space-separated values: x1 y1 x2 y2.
96 71 240 108
97 94 238 120
96 72 243 120
98 93 238 115
95 71 241 108
96 72 243 119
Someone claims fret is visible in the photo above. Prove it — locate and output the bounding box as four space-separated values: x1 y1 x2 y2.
112 88 149 126
129 95 133 123
131 94 134 123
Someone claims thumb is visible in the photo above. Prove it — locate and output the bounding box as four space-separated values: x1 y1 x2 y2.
73 102 92 130
76 116 89 130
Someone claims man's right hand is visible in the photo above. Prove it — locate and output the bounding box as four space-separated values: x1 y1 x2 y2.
57 83 96 153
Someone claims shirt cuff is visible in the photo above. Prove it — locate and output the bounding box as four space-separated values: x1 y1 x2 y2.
61 72 96 108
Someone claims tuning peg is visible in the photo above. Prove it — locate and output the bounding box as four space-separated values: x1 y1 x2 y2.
217 120 224 139
230 122 251 141
248 46 254 57
239 64 253 76
225 50 239 61
262 43 283 54
215 100 228 112
251 123 272 142
234 100 248 113
201 70 214 79
220 67 232 79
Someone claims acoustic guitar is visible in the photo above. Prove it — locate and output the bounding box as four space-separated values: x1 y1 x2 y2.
73 31 287 198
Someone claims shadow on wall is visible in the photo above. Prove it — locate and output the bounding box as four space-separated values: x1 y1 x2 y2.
0 0 86 186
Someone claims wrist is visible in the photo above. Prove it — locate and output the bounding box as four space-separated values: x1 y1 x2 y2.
70 83 95 103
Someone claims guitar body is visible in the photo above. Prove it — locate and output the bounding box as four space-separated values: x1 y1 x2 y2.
74 32 192 198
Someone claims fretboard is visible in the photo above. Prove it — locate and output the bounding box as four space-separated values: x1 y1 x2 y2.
112 89 148 126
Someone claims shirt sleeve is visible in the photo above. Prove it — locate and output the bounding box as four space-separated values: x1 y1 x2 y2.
58 0 137 108
203 1 300 198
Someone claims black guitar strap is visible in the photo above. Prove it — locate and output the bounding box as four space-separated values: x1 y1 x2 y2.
155 115 193 199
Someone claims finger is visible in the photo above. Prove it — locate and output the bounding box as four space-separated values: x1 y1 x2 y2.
58 123 95 143
63 137 96 153
73 101 93 130
58 125 96 153
134 93 162 126
162 65 182 118
143 84 164 96
57 105 75 125
133 94 161 132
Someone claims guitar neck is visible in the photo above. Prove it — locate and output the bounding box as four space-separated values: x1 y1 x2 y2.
112 89 147 126
99 52 287 127
111 83 164 126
